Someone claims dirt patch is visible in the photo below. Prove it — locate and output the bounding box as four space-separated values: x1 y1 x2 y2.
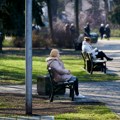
0 93 79 116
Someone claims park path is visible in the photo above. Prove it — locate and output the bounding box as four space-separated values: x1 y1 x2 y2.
0 39 120 119
93 39 120 76
79 39 120 117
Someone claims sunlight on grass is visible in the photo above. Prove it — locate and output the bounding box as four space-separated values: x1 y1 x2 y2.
55 105 120 120
110 37 120 40
0 94 119 119
0 54 120 119
0 54 120 84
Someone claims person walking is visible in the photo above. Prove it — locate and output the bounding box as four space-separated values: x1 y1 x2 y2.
105 24 111 40
84 22 91 37
99 23 105 40
70 23 78 47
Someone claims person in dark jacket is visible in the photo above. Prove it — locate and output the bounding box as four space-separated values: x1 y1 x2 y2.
99 23 105 40
84 22 90 37
105 24 111 40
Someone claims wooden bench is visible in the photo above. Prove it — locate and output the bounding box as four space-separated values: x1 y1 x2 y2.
47 67 75 102
37 75 66 98
81 52 107 74
81 51 88 70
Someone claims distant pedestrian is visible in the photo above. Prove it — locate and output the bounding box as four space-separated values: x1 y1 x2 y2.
64 23 70 34
70 23 76 34
70 23 77 41
105 24 111 40
84 22 90 37
99 23 105 40
64 23 73 48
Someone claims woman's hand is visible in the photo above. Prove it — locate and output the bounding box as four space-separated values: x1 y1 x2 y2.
67 70 71 74
95 48 99 52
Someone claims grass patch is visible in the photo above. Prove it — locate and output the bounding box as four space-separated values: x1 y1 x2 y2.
111 29 120 37
55 104 120 120
110 37 120 40
0 53 120 84
0 93 119 120
3 37 14 47
93 29 120 37
0 55 47 84
0 50 120 119
99 37 120 41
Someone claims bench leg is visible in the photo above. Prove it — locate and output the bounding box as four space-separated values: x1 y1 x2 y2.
103 63 106 73
101 63 106 73
50 88 54 102
70 85 74 101
90 64 93 74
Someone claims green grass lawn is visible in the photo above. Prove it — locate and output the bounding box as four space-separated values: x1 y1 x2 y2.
55 104 120 120
0 93 119 120
0 51 120 119
0 53 120 84
99 37 120 40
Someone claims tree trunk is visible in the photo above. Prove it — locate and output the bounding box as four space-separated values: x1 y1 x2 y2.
51 0 58 17
0 19 4 53
103 0 109 23
74 0 79 36
92 0 100 25
46 0 54 41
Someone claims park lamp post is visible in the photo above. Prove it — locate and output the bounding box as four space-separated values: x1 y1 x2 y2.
25 0 32 115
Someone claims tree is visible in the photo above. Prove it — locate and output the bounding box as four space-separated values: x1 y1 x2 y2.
74 0 79 36
0 0 45 36
103 0 120 25
46 0 55 41
50 0 58 17
32 0 45 27
0 0 25 36
103 0 109 12
108 0 120 25
0 0 45 51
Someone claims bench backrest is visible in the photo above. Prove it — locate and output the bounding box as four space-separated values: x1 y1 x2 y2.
47 67 57 85
81 51 87 60
86 53 93 62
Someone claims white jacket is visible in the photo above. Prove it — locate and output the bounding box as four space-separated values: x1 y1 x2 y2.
82 41 98 59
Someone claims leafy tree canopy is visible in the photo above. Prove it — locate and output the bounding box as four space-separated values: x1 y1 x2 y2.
0 0 45 36
108 0 120 25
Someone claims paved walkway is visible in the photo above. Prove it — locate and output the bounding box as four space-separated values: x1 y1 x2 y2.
0 39 120 119
80 39 120 117
93 39 120 76
79 81 120 116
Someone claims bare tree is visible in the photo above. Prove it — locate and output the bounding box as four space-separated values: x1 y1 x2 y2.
46 0 54 41
103 0 109 23
74 0 79 35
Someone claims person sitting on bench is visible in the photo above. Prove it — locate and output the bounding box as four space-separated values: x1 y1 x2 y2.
82 37 113 61
46 49 85 98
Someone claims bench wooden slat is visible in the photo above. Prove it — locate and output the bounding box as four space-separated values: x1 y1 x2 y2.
47 67 74 102
81 51 107 74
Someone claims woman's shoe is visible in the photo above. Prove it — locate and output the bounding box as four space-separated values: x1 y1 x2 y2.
75 94 85 99
107 58 113 61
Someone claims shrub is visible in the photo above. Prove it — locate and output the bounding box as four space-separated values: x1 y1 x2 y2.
32 28 52 48
53 20 74 48
13 37 25 48
8 28 51 48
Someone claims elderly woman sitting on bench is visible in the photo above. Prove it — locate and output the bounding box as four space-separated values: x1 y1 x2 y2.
46 49 85 98
82 37 113 61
